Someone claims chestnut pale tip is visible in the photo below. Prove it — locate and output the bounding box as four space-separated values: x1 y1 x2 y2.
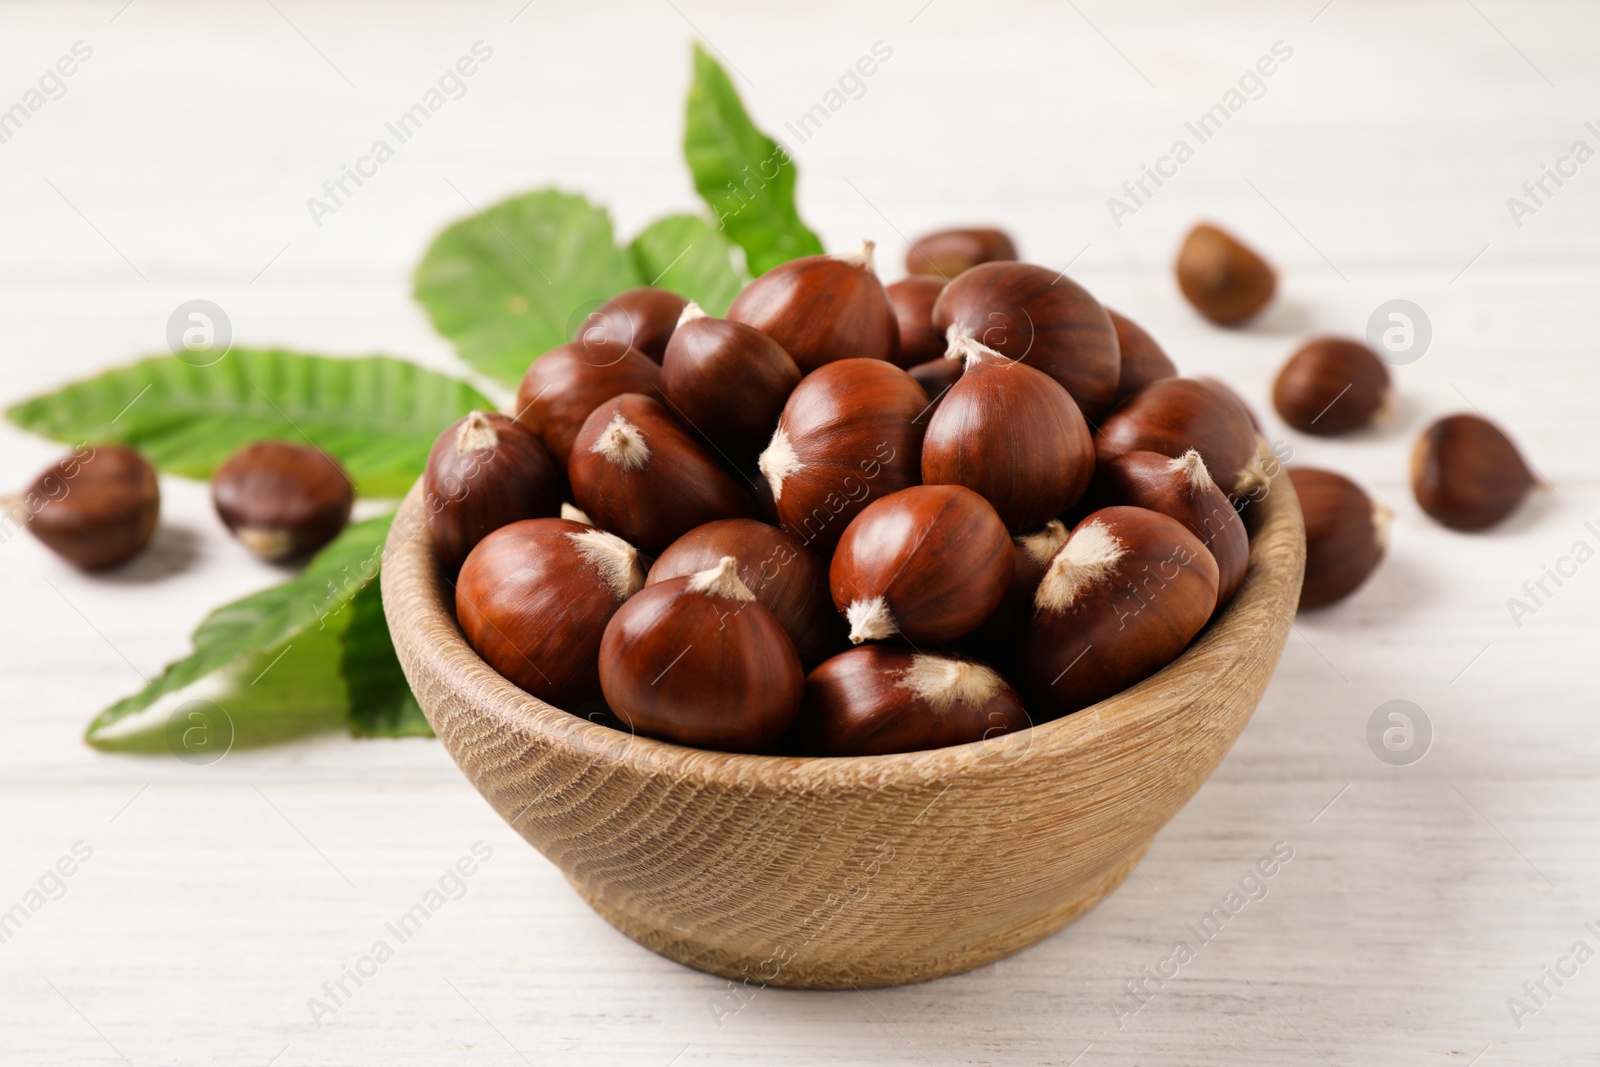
757 426 800 501
1372 500 1394 552
237 527 296 562
591 412 651 471
898 656 1005 716
1172 449 1217 493
846 596 897 644
455 410 499 453
1234 438 1272 498
677 301 709 326
1035 521 1126 612
1018 520 1070 566
566 527 645 599
831 239 877 274
560 503 593 525
686 555 757 602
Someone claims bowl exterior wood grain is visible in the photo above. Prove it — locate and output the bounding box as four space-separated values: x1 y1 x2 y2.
382 465 1304 989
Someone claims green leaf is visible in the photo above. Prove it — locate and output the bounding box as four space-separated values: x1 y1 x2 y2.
628 214 749 316
5 351 490 498
342 579 432 738
85 515 393 745
414 189 643 387
684 43 823 275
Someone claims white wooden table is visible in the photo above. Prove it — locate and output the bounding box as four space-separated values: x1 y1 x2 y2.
3 2 1597 1063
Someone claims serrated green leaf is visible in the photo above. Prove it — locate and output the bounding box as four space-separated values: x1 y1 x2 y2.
414 189 643 387
629 214 748 316
85 516 393 744
5 351 490 498
684 43 823 275
343 579 432 738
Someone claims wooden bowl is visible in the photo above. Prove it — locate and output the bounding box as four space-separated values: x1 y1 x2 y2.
382 467 1304 989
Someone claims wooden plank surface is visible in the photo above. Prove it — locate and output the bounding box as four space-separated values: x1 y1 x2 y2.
1 1 1596 1063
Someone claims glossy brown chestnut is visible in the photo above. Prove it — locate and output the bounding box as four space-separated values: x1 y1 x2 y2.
1020 506 1219 717
1095 377 1267 500
574 286 687 363
647 518 845 667
569 393 755 553
908 357 963 405
599 556 803 752
1411 414 1538 530
1176 223 1277 326
931 261 1121 421
1289 467 1389 610
885 275 948 367
456 517 645 707
423 411 564 572
1273 337 1392 435
18 444 159 569
905 227 1018 277
794 646 1032 756
513 338 661 467
921 348 1094 532
758 358 927 551
829 484 1011 645
726 241 900 372
1198 376 1264 433
659 302 802 463
1095 449 1248 608
1108 309 1179 404
212 441 353 561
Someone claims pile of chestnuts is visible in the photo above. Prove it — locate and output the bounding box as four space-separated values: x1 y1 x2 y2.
435 232 1287 757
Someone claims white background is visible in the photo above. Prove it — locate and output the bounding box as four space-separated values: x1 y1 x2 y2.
2 1 1598 1063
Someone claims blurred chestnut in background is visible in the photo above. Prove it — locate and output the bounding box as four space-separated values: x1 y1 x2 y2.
830 485 1011 645
212 441 352 561
728 241 900 372
1273 337 1392 435
1176 223 1276 326
1411 414 1537 530
600 556 803 752
575 286 687 363
794 646 1031 756
19 444 159 570
424 411 564 572
568 393 755 554
932 261 1121 420
905 227 1017 278
885 275 947 366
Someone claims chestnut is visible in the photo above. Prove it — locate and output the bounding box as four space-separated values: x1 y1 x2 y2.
1095 449 1248 609
931 261 1121 421
905 227 1018 277
513 338 661 467
829 485 1011 645
1175 223 1276 326
960 519 1070 665
568 393 756 554
1272 337 1392 435
793 646 1031 756
885 275 948 366
424 411 564 572
1411 414 1538 530
1020 506 1219 717
659 302 802 463
921 347 1094 532
1198 376 1264 433
456 517 645 707
647 518 845 667
212 441 353 561
1290 467 1389 610
1108 309 1178 404
599 556 803 752
908 357 963 405
17 444 159 570
574 286 687 363
758 358 927 551
1095 377 1267 500
726 241 901 372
